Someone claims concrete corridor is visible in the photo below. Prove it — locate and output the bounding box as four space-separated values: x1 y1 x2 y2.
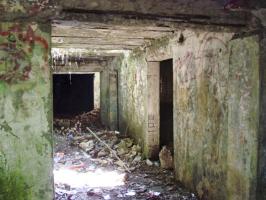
0 1 266 200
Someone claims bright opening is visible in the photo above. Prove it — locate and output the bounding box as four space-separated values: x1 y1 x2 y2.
54 168 125 188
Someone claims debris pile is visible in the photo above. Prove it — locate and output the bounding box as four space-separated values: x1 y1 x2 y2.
54 109 102 136
53 112 198 200
76 129 142 172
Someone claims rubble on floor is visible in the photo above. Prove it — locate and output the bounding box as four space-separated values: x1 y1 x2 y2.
53 110 198 200
54 108 102 136
159 146 173 169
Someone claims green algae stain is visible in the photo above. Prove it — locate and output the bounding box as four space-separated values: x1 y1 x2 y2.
0 121 18 138
0 159 31 200
41 131 53 147
0 82 7 93
0 170 31 200
0 22 53 200
35 143 44 156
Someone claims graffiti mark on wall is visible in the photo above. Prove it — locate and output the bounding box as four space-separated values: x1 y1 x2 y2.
0 24 48 84
175 33 228 87
175 51 196 86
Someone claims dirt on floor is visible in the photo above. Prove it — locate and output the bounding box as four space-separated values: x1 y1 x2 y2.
53 110 198 200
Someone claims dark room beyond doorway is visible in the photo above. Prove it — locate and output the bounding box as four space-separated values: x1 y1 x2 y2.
160 59 173 151
53 74 94 118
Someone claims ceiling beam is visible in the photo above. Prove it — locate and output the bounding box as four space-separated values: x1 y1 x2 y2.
56 0 250 26
53 44 137 50
52 26 174 39
52 36 150 46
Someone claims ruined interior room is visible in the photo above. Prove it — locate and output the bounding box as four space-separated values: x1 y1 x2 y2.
1 1 266 200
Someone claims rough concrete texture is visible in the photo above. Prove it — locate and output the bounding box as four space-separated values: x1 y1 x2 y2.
174 32 259 200
146 61 160 158
111 53 148 152
257 29 266 200
112 29 261 200
94 72 100 109
0 0 56 22
58 0 250 25
100 66 118 130
0 0 49 14
227 35 259 200
0 23 53 200
100 69 109 127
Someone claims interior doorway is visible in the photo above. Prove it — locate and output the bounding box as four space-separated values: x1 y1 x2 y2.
159 59 173 151
53 74 94 118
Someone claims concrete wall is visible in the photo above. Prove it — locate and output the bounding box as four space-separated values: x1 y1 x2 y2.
100 68 118 130
0 23 53 200
146 62 160 158
257 28 266 200
113 29 261 200
111 53 148 150
94 72 100 109
100 70 109 126
173 32 259 200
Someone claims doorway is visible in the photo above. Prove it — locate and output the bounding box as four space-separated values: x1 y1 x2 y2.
53 74 94 118
159 59 173 151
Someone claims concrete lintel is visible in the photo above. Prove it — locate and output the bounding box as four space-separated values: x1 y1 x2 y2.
52 65 105 73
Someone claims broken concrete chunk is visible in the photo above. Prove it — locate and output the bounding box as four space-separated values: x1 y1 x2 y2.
97 149 108 157
159 146 173 169
154 161 160 167
79 140 94 152
117 147 128 156
116 138 133 149
115 160 125 168
131 144 141 153
133 155 142 163
146 159 153 166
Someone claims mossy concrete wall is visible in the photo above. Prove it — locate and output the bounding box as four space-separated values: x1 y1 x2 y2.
173 31 259 200
100 66 118 130
100 70 109 126
114 29 261 199
111 53 148 151
94 72 100 109
257 29 266 200
226 36 259 200
0 23 53 200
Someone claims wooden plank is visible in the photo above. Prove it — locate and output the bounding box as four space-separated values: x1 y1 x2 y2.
52 26 174 39
52 20 175 32
53 43 138 50
52 65 105 73
52 48 125 57
52 36 148 46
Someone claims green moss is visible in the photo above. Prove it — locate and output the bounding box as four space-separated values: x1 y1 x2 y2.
0 171 31 200
41 131 53 147
0 22 53 200
0 160 31 200
149 36 170 51
0 121 18 138
35 143 43 156
0 82 7 93
10 81 36 92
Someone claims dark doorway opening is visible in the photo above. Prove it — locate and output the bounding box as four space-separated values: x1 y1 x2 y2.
160 59 173 151
53 74 94 118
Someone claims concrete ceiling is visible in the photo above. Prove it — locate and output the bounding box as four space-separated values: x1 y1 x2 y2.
50 0 255 67
51 19 177 64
